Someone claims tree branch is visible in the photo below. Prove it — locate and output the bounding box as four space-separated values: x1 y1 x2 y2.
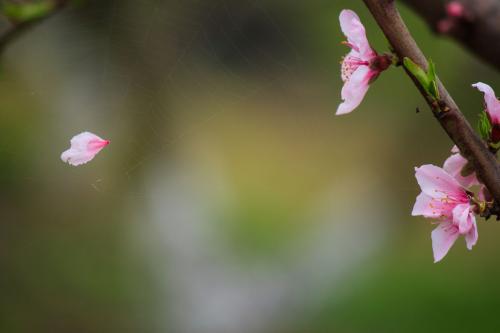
401 0 500 71
362 0 500 206
0 0 70 53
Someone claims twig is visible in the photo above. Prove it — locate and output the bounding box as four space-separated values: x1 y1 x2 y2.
401 0 500 71
0 0 70 53
362 0 500 207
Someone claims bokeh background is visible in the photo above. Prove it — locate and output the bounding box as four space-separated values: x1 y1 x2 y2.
1 0 500 332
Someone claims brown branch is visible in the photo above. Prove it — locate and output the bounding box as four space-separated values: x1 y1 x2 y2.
401 0 500 71
362 0 500 206
0 0 70 53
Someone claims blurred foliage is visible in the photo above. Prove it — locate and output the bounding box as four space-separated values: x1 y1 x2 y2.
2 0 55 22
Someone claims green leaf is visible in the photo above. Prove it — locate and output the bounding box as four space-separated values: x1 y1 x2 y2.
403 57 429 87
2 1 55 23
427 60 437 82
478 110 492 141
427 60 440 100
403 57 440 100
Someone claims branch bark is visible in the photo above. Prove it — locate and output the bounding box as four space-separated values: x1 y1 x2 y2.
0 0 70 53
362 0 500 205
401 0 500 71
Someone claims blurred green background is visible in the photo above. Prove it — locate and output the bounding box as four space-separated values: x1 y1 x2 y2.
1 0 500 332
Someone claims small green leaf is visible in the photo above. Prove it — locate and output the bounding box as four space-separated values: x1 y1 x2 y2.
427 60 440 100
478 110 492 140
403 57 440 100
403 57 429 86
427 60 437 82
2 0 55 23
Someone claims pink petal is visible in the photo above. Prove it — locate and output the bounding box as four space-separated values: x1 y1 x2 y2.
452 203 473 234
443 153 478 188
451 145 460 153
412 192 443 218
472 82 500 124
336 65 372 115
414 164 465 200
443 153 465 176
339 9 375 60
412 192 434 216
464 220 478 250
431 222 459 263
61 131 110 166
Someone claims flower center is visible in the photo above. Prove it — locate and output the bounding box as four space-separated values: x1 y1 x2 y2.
341 55 369 82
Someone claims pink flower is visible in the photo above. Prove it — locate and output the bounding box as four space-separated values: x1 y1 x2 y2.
443 146 478 188
473 82 500 142
437 2 468 34
472 82 500 124
61 131 110 166
412 164 478 262
336 9 391 115
446 1 465 18
437 19 454 34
